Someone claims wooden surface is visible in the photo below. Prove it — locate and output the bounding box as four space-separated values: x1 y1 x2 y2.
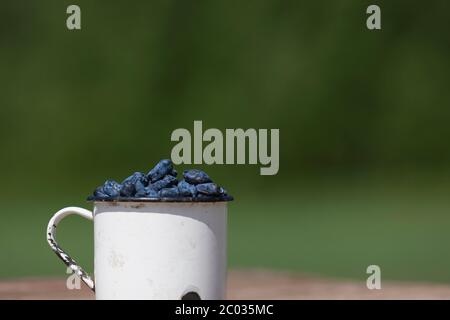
1 270 450 300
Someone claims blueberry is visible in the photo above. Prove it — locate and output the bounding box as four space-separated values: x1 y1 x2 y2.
93 186 109 199
144 187 159 198
120 181 136 197
178 180 197 197
196 193 217 200
102 180 121 198
135 190 146 197
89 159 232 202
147 159 173 183
169 168 178 177
149 175 178 191
135 180 146 192
183 169 212 185
160 187 180 198
135 180 147 197
121 172 150 198
196 183 224 196
122 172 148 186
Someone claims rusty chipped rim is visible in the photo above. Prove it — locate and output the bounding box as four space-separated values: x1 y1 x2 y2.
87 195 234 203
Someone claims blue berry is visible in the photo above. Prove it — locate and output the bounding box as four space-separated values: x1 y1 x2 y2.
120 181 136 197
121 172 150 197
144 187 159 198
102 180 121 198
93 186 109 199
147 159 173 183
122 172 148 186
196 193 215 199
178 180 197 197
135 180 146 192
196 183 224 196
183 169 212 185
149 175 178 191
135 181 147 197
170 168 178 177
89 159 232 202
160 187 180 198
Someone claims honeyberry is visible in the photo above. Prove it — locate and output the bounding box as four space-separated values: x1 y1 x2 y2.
183 169 212 185
147 159 173 183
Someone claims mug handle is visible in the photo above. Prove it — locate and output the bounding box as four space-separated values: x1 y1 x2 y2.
46 206 95 292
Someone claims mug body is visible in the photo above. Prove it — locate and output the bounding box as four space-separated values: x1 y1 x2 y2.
93 201 227 300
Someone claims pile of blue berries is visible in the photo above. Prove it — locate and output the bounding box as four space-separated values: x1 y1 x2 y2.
88 159 232 202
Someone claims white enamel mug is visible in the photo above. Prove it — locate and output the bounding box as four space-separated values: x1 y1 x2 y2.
46 200 228 300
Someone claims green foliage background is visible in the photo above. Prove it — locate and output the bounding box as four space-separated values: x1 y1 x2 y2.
1 1 450 282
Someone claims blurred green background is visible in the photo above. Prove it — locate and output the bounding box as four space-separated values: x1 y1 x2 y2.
1 0 450 283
